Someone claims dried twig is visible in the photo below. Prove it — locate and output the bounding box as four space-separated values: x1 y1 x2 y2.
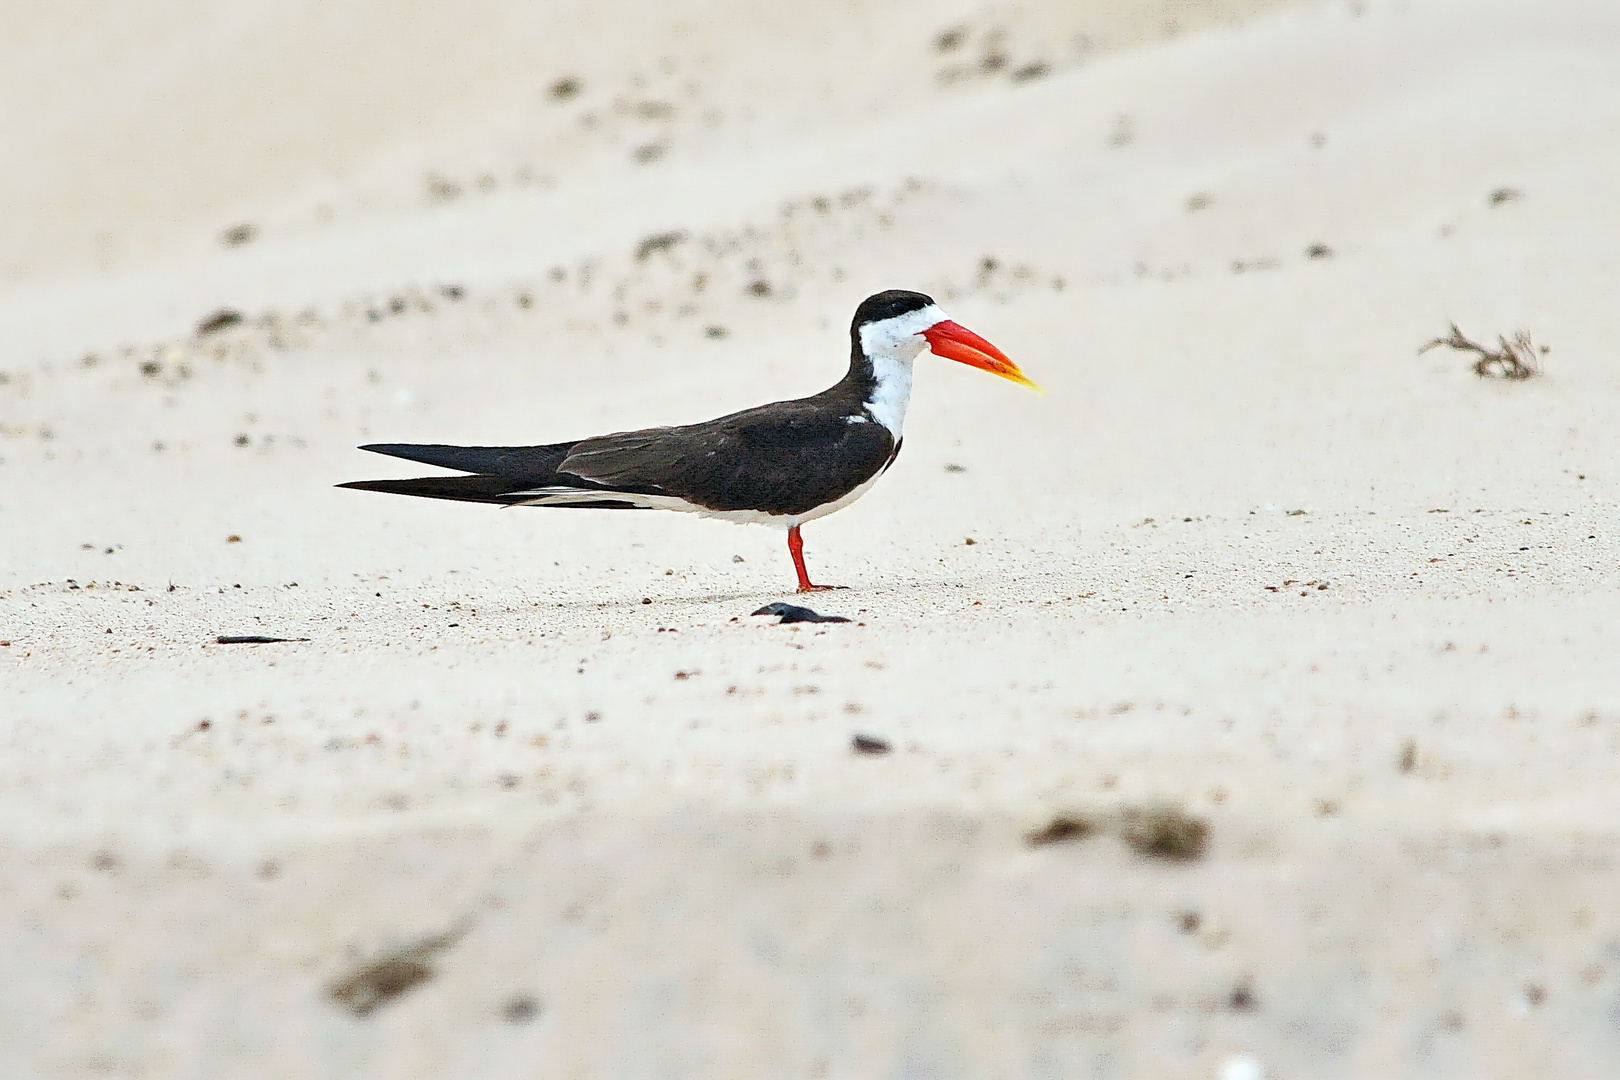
1419 323 1546 380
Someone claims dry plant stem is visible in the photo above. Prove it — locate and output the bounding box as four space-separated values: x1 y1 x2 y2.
1419 323 1545 380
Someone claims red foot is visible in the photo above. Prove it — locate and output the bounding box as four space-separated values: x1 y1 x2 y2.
787 525 848 592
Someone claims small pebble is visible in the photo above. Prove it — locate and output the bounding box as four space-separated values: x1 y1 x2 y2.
502 994 540 1023
752 602 850 624
196 309 246 335
1026 815 1092 846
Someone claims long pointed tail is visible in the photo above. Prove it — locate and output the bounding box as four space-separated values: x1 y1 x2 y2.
339 442 651 509
341 441 571 505
355 442 574 478
338 474 534 504
339 474 647 510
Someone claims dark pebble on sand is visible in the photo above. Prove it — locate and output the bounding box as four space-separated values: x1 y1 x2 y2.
196 309 245 336
502 994 541 1023
752 602 850 624
1026 814 1094 846
1120 805 1209 861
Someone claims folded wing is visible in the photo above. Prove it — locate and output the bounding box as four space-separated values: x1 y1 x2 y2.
339 396 896 517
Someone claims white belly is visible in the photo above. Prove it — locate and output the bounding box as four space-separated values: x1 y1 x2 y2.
511 465 892 529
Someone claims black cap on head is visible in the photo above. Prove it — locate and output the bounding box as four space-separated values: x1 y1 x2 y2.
851 290 935 330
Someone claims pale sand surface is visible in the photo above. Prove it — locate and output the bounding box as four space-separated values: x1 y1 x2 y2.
4 0 1620 1075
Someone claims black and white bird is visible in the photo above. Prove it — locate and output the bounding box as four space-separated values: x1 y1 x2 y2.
340 289 1038 592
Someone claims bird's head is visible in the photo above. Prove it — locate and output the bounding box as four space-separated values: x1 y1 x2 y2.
852 289 1040 391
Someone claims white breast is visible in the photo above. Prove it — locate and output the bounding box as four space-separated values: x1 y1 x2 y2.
864 352 914 438
856 303 947 440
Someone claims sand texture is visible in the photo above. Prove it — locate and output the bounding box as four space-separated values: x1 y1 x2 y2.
4 0 1620 1075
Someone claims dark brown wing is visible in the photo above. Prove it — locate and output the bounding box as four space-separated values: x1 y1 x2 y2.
559 398 896 517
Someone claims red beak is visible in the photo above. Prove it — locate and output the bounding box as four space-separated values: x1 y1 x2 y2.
920 320 1041 392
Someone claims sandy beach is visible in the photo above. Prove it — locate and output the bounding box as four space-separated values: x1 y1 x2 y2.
4 0 1620 1074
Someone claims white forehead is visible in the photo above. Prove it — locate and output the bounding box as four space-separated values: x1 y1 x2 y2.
858 303 948 355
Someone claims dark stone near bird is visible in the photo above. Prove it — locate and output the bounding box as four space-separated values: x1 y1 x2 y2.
752 602 850 624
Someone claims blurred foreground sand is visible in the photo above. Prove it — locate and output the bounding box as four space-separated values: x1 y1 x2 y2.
4 0 1620 1075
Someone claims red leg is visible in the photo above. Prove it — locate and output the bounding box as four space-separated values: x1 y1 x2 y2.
787 524 840 592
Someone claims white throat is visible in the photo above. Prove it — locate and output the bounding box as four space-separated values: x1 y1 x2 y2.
856 303 947 439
